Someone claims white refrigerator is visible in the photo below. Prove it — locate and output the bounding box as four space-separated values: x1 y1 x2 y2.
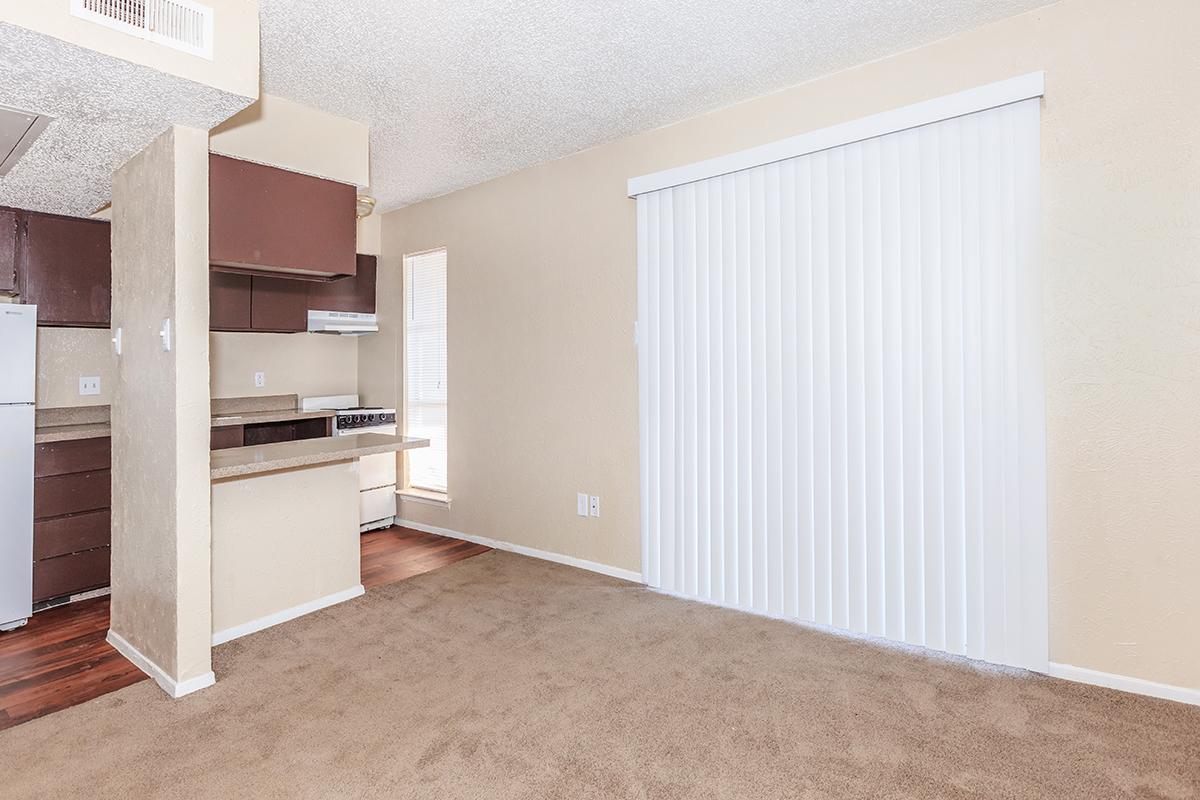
0 304 35 631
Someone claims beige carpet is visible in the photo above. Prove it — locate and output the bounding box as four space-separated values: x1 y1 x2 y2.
2 551 1197 799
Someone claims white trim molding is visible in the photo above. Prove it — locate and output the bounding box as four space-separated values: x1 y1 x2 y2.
627 72 1045 197
1047 662 1200 707
106 629 216 699
393 518 643 584
211 585 366 646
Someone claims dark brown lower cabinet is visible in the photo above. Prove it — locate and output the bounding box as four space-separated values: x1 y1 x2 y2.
239 417 330 447
33 548 110 604
33 509 109 561
32 438 112 604
210 425 245 450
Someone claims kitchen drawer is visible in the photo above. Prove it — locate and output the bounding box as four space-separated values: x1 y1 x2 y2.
34 470 111 520
34 437 111 478
33 509 110 560
242 420 296 446
211 425 245 450
33 547 110 603
360 485 396 527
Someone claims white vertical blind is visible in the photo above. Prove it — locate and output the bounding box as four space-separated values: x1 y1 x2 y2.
636 97 1046 671
405 249 448 493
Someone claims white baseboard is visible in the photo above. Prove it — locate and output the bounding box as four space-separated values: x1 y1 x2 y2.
106 629 216 699
1047 662 1200 707
211 584 365 646
393 518 643 584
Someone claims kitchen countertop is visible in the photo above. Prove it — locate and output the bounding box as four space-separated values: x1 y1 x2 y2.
34 422 112 444
209 408 336 427
35 401 336 442
210 433 429 480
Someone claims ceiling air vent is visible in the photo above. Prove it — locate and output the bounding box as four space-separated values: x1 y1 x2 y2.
70 0 214 60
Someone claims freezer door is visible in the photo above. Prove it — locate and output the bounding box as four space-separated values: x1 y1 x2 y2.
0 403 34 629
0 304 36 404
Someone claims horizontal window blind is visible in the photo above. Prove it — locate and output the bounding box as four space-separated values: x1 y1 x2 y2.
405 249 448 494
636 97 1046 671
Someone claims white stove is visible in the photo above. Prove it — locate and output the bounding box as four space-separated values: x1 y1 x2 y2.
332 407 397 435
302 395 398 531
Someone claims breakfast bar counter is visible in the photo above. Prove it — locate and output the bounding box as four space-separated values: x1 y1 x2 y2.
209 433 429 479
208 433 428 645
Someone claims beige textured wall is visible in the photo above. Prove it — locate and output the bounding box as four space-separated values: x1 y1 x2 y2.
109 126 212 684
209 94 370 187
373 0 1200 689
0 0 259 98
35 329 359 407
36 327 114 408
211 462 360 635
209 332 358 401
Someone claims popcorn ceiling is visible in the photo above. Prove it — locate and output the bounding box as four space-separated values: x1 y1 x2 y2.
0 23 252 218
259 0 1054 211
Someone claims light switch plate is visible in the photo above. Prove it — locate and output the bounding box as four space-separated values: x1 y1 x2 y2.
79 376 100 396
576 492 589 517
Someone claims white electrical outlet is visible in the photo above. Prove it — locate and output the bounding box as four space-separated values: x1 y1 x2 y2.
589 495 601 518
79 376 101 396
576 492 589 517
254 371 266 388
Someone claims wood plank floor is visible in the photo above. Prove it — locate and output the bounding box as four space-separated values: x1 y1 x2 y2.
0 526 489 732
361 526 491 589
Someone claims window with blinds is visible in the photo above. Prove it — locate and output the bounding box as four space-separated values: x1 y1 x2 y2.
404 249 448 494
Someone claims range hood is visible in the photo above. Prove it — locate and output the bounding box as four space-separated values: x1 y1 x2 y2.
0 104 52 177
307 309 378 336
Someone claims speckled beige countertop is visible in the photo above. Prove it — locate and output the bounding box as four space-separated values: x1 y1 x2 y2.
210 433 429 480
34 406 111 443
209 408 335 428
35 422 113 444
34 395 336 443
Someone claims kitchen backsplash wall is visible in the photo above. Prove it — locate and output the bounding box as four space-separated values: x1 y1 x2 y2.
36 327 114 407
35 327 358 408
209 331 357 400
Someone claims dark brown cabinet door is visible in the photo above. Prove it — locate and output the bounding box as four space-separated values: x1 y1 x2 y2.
33 548 110 603
19 212 111 327
0 208 17 295
210 154 356 279
251 275 308 332
308 254 377 314
210 270 252 330
210 425 244 450
32 437 112 604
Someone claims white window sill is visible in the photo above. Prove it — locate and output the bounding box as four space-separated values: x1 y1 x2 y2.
397 488 451 508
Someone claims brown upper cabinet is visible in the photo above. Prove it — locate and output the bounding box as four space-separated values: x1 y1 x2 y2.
0 209 18 296
209 154 357 280
251 275 308 332
308 254 377 315
209 270 252 331
209 270 311 333
18 211 111 327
